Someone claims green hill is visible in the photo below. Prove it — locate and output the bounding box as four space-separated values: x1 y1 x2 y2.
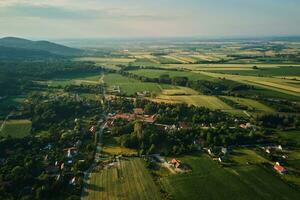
0 37 83 57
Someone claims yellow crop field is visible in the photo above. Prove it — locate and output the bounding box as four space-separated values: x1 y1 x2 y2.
162 86 199 95
200 71 300 97
151 95 233 110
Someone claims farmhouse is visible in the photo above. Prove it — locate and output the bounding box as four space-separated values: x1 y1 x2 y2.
170 158 181 168
274 162 286 174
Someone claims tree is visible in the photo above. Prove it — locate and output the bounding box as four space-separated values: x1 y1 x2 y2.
148 144 156 155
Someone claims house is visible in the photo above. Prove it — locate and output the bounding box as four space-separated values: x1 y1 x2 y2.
65 147 78 158
277 145 283 151
170 159 181 168
239 123 252 129
179 122 189 129
114 113 133 121
69 177 76 185
207 148 213 156
133 108 144 115
140 114 156 123
274 162 286 174
89 126 96 133
221 147 228 155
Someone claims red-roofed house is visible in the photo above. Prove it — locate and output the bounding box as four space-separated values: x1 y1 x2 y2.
274 163 286 174
133 108 144 115
170 159 181 168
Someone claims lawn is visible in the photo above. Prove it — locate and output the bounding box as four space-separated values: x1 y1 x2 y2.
160 155 300 200
0 119 32 138
222 96 275 113
83 158 161 200
103 73 173 95
151 95 233 110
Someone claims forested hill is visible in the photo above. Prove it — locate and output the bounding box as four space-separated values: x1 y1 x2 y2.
0 37 83 57
0 46 61 59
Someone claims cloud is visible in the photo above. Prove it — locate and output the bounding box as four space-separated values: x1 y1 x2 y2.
0 2 173 21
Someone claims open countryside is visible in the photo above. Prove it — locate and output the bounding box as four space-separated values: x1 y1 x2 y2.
1 1 300 200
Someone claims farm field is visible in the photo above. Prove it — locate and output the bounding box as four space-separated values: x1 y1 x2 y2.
103 73 173 95
0 119 32 138
208 66 300 76
162 63 300 71
161 86 199 95
83 158 161 200
160 155 300 200
75 57 136 70
222 96 275 112
230 148 269 165
151 95 233 110
277 130 300 144
129 69 215 81
46 72 101 87
199 71 300 97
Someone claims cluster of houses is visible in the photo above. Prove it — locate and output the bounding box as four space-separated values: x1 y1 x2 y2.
105 108 156 129
205 147 229 163
262 145 288 175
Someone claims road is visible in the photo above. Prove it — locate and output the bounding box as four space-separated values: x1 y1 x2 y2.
81 72 107 199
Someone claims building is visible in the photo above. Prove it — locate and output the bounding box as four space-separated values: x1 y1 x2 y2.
221 147 228 155
179 122 189 129
274 162 286 174
133 108 144 115
89 126 96 134
170 159 181 168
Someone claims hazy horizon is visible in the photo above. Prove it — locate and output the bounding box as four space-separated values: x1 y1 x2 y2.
1 0 300 39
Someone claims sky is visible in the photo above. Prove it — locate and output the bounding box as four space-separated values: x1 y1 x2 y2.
0 0 300 39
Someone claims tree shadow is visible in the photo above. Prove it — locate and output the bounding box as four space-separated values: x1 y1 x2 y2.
86 183 104 192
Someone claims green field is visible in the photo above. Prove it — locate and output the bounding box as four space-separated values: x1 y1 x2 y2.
46 72 102 87
129 69 215 81
102 136 138 156
161 86 199 95
277 130 300 144
200 71 300 98
209 66 300 76
152 95 233 110
103 73 173 95
0 119 32 138
230 148 269 165
160 155 300 200
83 158 161 200
222 96 275 112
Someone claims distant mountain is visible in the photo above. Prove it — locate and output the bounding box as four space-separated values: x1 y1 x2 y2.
0 37 83 57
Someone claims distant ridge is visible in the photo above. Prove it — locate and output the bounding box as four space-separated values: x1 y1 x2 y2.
0 37 83 57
